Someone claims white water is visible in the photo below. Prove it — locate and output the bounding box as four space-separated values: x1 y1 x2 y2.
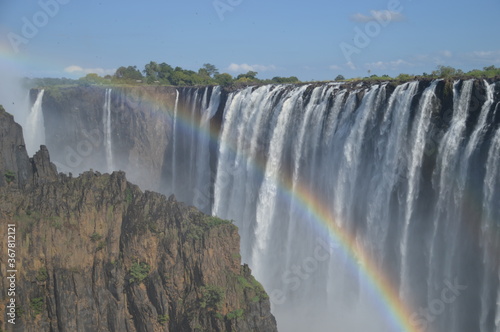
171 89 180 195
103 88 114 171
44 80 499 332
26 89 45 156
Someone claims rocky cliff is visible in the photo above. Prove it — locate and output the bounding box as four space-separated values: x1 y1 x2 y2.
0 105 277 332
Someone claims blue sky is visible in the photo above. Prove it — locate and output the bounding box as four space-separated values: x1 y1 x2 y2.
1 0 499 81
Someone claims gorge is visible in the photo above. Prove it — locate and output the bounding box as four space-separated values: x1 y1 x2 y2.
18 79 500 331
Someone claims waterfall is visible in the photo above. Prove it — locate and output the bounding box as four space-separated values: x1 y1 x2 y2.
26 89 45 156
103 88 113 172
481 99 500 332
42 80 500 332
194 86 221 212
171 89 179 195
211 80 500 331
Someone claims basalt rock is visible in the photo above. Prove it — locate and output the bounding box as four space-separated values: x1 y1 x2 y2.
0 106 277 332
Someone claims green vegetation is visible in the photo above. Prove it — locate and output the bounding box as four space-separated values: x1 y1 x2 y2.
206 216 233 227
96 240 106 251
200 285 225 311
158 314 169 325
129 261 151 283
30 297 44 316
4 170 15 184
15 305 24 318
236 274 269 301
36 267 48 282
125 188 133 204
185 214 235 240
24 63 500 91
51 220 63 230
90 232 102 242
334 65 500 83
226 308 244 320
26 61 302 88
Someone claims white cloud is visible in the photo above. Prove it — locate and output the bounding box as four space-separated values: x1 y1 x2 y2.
227 63 276 73
468 50 500 63
346 61 357 70
439 50 453 58
64 65 116 76
365 59 413 70
350 10 405 23
329 65 342 70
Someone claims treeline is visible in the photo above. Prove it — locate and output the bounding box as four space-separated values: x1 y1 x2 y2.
24 64 500 88
335 65 500 82
23 62 299 88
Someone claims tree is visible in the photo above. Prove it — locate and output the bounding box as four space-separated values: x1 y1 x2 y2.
79 73 103 84
201 63 219 78
214 73 233 87
114 66 143 81
431 65 462 78
143 61 159 82
271 76 300 84
335 75 345 81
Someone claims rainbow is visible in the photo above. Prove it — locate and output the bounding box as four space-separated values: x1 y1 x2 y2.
118 85 424 332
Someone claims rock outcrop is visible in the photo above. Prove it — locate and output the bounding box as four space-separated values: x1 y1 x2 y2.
0 106 277 331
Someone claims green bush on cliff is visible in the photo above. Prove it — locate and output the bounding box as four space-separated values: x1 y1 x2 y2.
158 314 169 325
226 309 244 320
200 285 225 311
4 170 15 184
36 267 48 282
129 262 151 283
30 297 44 316
90 232 102 242
206 216 233 228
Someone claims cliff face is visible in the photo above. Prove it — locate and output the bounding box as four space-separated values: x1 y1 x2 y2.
0 106 277 332
37 86 223 194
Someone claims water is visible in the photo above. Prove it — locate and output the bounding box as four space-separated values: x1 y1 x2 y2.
103 88 114 171
26 89 45 156
208 80 499 331
43 80 500 331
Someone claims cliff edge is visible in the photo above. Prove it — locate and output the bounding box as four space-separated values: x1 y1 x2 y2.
0 105 277 332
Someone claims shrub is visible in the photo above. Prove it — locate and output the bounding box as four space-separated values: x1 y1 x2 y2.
226 309 244 320
125 188 133 204
158 314 169 325
36 267 48 282
129 262 151 283
90 232 102 242
4 170 15 184
200 285 225 311
30 297 44 316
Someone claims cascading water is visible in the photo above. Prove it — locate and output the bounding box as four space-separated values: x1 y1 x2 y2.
26 89 45 156
169 86 221 212
103 88 114 172
208 80 499 332
41 79 500 332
